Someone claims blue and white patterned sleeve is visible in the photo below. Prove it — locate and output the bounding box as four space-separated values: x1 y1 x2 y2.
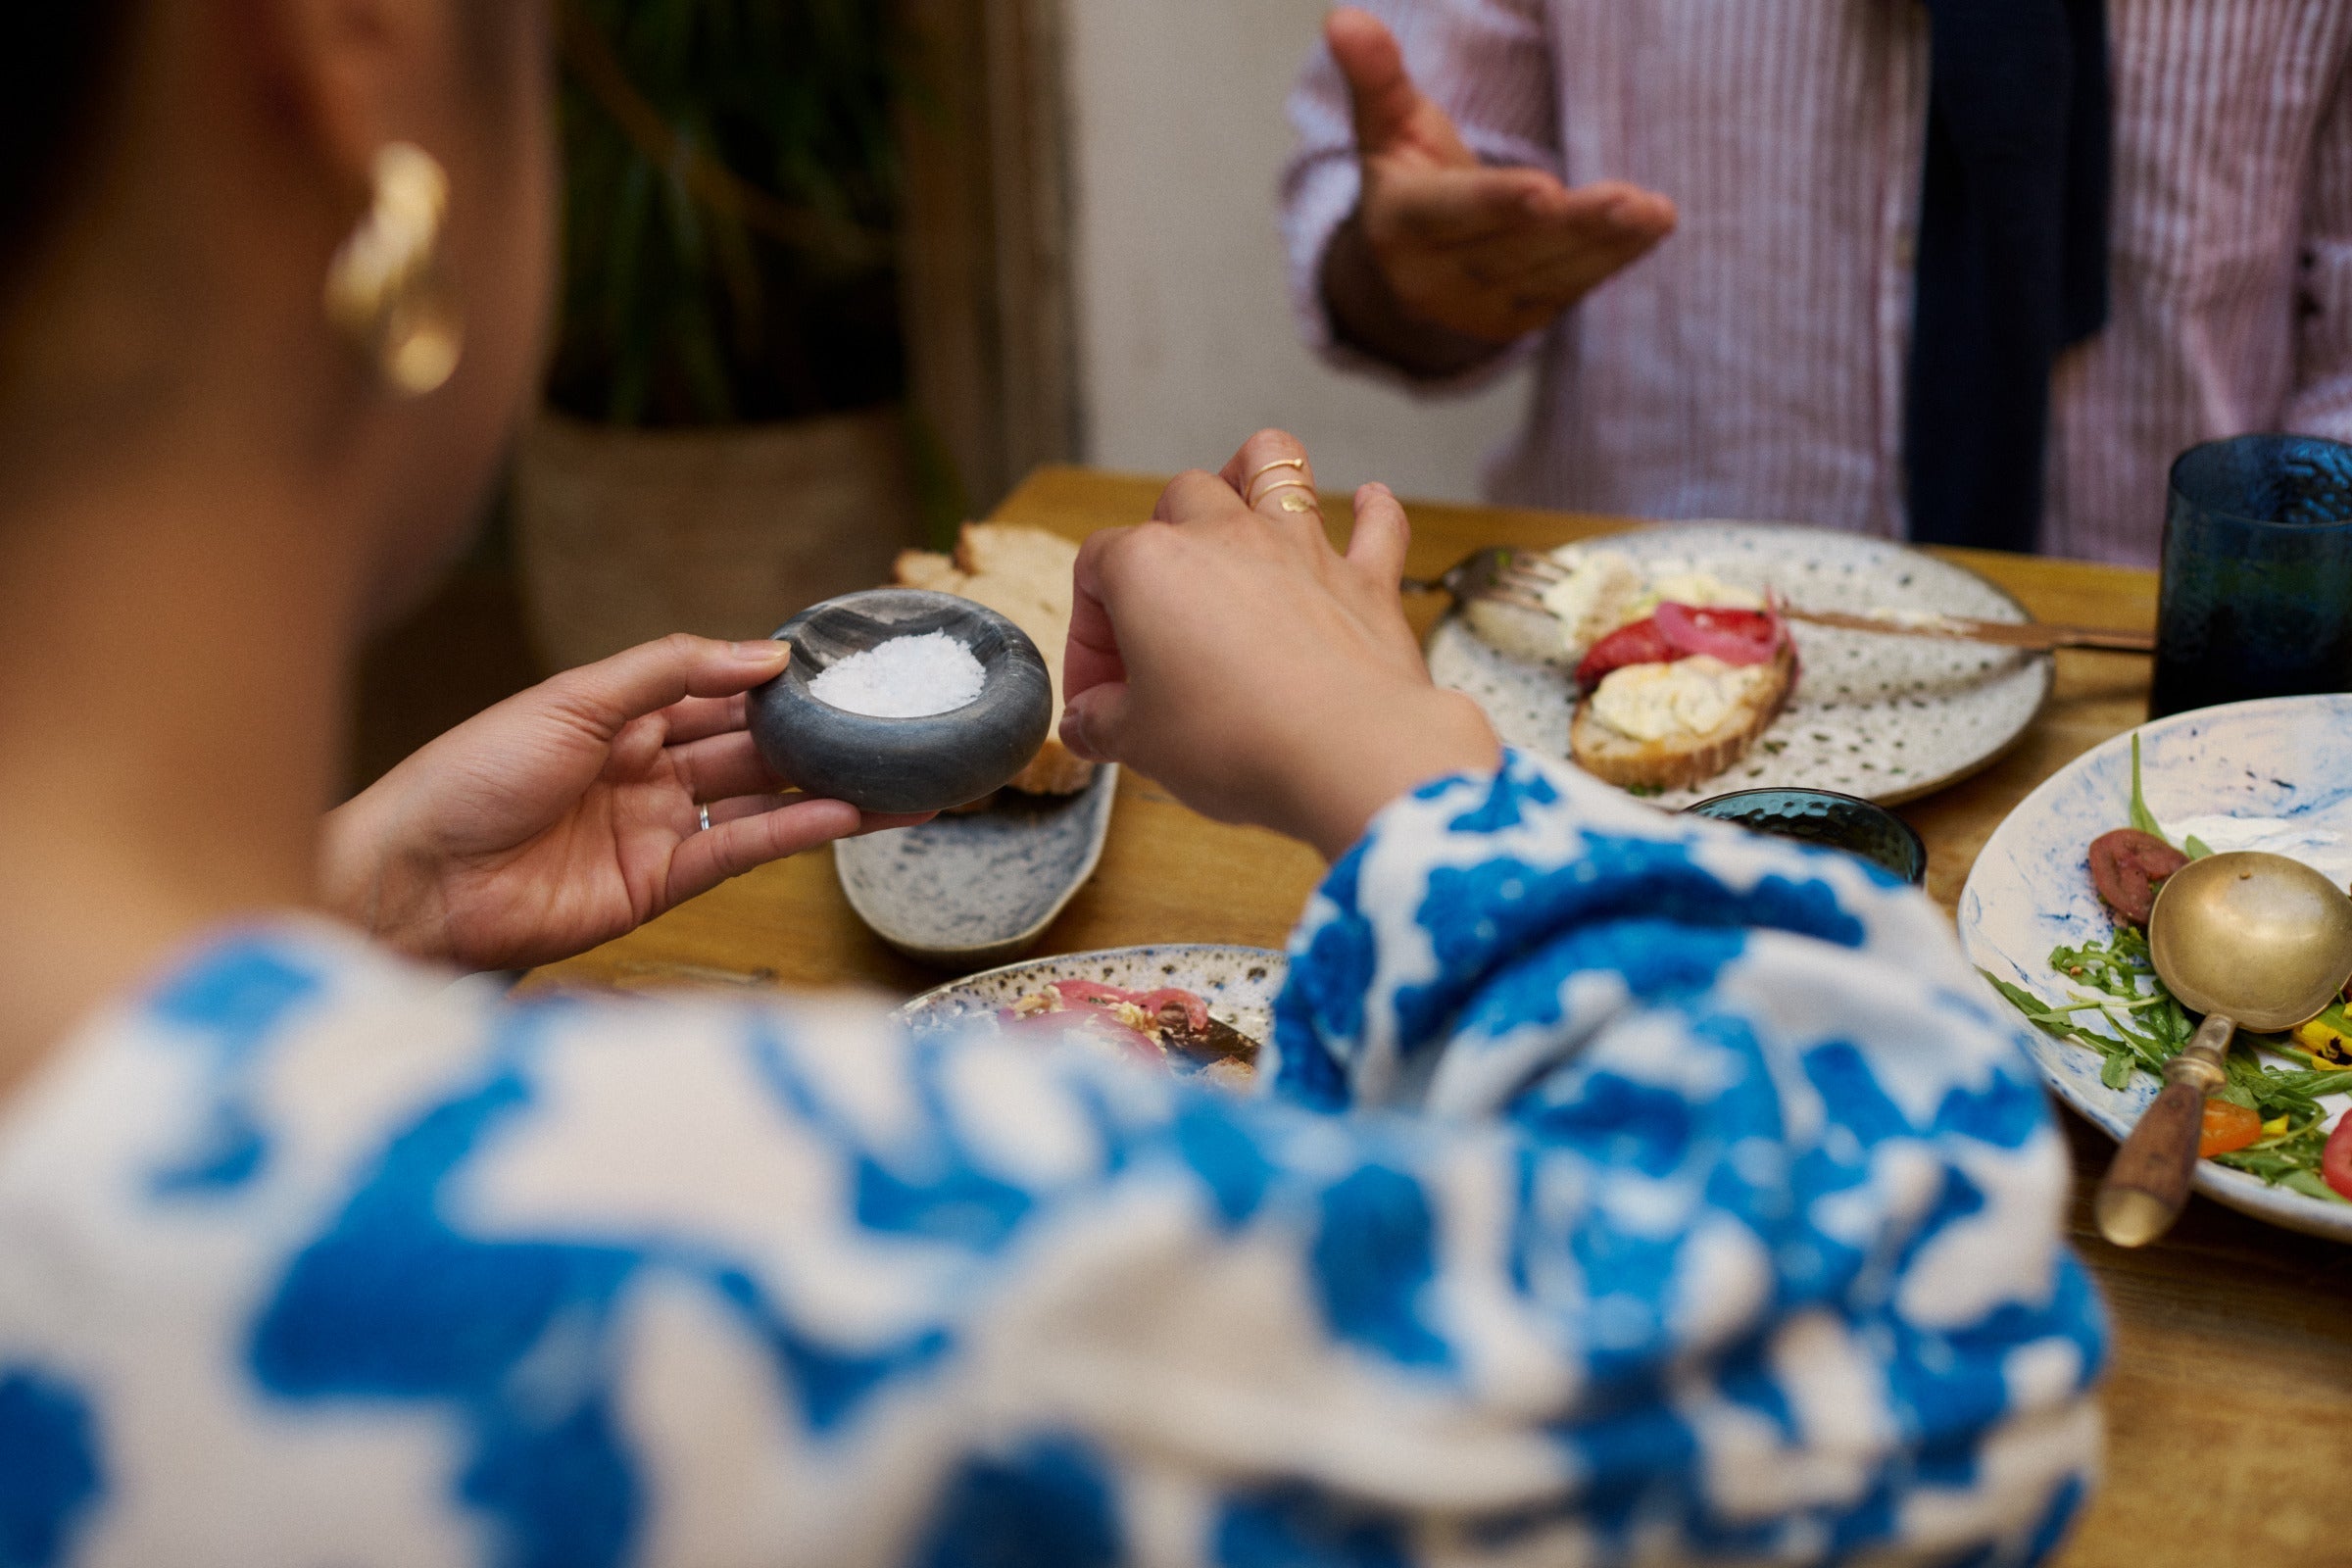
1266 753 2105 1556
0 752 2101 1568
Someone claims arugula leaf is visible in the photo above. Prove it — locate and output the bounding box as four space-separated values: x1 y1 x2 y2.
1988 934 2352 1204
2128 733 2172 845
2213 1078 2260 1110
2277 1170 2352 1206
2183 835 2214 859
2261 1067 2352 1102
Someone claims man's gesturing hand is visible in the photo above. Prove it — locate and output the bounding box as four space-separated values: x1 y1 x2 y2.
1324 6 1676 348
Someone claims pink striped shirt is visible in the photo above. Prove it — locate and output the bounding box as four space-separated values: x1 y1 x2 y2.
1282 0 2352 566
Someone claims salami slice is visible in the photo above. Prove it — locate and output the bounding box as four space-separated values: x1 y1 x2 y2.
2087 829 2189 925
1574 617 1680 692
1652 603 1785 666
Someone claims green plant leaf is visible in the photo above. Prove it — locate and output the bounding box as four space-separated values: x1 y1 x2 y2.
673 297 738 425
552 0 913 426
2182 835 2214 858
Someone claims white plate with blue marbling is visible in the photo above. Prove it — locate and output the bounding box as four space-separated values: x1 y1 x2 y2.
1958 693 2352 1242
837 766 1118 970
1426 520 2053 808
898 944 1287 1081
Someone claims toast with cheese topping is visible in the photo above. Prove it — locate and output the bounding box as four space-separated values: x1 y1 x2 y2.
892 522 1094 796
1569 642 1797 792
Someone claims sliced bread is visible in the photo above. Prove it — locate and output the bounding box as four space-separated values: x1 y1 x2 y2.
892 522 1095 796
1569 644 1796 792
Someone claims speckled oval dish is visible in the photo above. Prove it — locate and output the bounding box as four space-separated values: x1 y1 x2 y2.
1960 694 2352 1243
836 766 1118 969
897 944 1289 1060
1425 520 2053 808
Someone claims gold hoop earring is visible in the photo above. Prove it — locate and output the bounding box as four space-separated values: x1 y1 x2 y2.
323 143 464 396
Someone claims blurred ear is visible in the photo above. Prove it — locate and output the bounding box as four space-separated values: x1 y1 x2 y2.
239 0 458 198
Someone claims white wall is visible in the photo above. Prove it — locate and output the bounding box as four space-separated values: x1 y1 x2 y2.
1061 0 1529 502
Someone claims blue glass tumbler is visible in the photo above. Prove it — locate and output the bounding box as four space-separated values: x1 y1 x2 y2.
2148 433 2352 719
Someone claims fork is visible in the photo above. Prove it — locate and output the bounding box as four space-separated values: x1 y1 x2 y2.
1401 546 2157 654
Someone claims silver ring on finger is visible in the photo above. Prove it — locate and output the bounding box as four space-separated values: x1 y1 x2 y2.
698 803 713 833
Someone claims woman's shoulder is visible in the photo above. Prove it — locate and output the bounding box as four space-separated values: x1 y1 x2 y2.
0 917 917 1243
0 921 1021 1562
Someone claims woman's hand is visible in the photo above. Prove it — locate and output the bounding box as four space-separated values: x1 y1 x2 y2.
320 634 929 970
1322 6 1675 359
1061 430 1499 860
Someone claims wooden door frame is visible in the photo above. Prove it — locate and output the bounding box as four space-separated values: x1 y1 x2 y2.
896 0 1079 520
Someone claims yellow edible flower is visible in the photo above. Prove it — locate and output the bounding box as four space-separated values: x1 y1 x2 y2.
2291 1015 2352 1066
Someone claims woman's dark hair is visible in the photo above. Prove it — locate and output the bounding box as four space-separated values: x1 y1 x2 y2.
1 4 139 299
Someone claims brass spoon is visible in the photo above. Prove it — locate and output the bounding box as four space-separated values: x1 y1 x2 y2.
2094 851 2352 1247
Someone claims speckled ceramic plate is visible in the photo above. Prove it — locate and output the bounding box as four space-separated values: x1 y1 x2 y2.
1959 694 2352 1243
835 765 1118 969
897 944 1289 1067
1425 520 2053 808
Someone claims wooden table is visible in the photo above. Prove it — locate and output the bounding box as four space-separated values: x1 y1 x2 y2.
531 466 2352 1568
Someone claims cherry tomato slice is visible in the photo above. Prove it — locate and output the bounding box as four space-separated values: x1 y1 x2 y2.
2323 1112 2352 1201
2197 1098 2262 1158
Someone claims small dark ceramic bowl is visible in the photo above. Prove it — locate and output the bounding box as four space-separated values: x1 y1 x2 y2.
1685 787 1929 885
749 588 1054 815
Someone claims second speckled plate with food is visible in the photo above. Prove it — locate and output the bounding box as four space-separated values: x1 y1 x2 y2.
897 944 1289 1054
1424 520 2053 807
1959 694 2352 1244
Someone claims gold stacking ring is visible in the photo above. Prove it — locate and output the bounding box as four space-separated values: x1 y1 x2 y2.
1248 476 1321 513
1250 474 1326 505
1243 457 1312 507
1244 455 1307 489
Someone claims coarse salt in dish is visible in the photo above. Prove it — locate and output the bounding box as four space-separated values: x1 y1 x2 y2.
808 631 987 718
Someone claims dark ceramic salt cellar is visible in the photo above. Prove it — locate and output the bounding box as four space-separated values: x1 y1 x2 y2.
750 588 1053 815
1685 787 1928 885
